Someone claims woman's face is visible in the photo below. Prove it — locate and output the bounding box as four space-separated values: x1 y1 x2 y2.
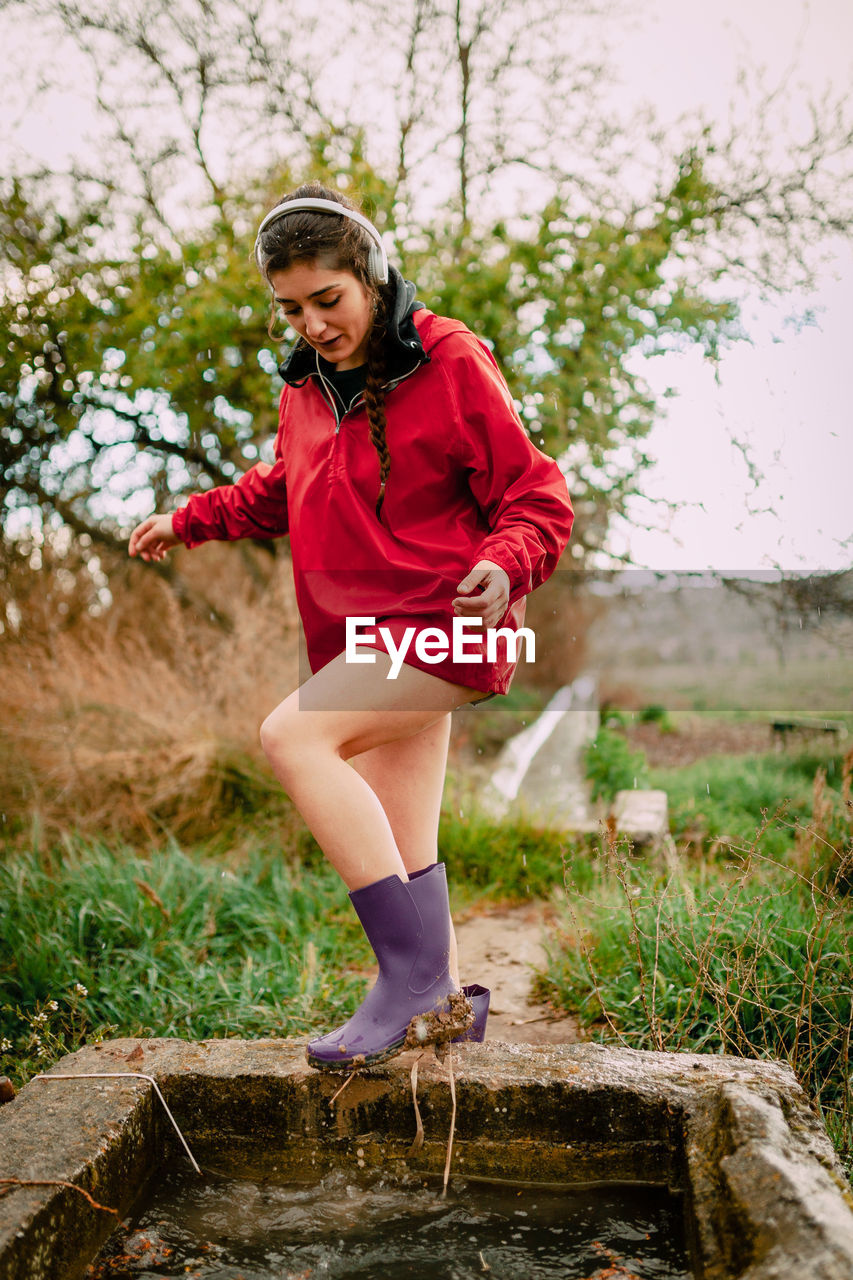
269 261 373 370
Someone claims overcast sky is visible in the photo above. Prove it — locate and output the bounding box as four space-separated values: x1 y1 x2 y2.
604 0 853 573
3 0 851 574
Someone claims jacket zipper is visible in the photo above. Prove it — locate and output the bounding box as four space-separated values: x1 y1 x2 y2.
313 348 429 523
314 356 343 431
313 349 425 433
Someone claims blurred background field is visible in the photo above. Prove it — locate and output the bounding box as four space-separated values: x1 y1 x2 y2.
589 576 853 718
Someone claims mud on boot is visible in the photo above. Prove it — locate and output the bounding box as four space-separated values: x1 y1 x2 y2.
404 988 476 1059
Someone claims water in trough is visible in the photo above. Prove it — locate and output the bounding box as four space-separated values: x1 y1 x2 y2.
87 1164 692 1279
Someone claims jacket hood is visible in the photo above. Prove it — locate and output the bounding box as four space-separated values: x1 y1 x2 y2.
277 264 428 386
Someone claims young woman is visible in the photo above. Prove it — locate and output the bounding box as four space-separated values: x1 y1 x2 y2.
129 183 574 1070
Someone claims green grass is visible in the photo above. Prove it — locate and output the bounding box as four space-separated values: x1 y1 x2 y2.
537 833 853 1177
4 734 850 1177
0 809 583 1089
439 797 593 899
650 745 850 857
587 697 850 857
602 656 853 721
0 838 371 1088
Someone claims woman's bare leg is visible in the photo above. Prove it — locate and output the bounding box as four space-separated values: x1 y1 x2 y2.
349 715 451 873
259 648 480 891
348 715 461 982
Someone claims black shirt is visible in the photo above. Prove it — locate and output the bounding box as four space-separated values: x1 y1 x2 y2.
322 361 368 416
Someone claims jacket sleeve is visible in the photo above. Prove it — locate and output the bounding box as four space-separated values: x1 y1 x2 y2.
171 457 288 549
442 330 574 601
172 392 289 549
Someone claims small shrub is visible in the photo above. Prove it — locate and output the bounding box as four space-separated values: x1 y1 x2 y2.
584 727 650 803
638 703 675 733
599 699 632 730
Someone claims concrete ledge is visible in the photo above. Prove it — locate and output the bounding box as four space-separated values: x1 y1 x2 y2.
482 677 600 826
0 1068 162 1280
611 789 670 844
1 1039 851 1280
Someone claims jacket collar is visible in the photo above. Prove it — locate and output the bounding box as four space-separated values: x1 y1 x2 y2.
277 265 428 387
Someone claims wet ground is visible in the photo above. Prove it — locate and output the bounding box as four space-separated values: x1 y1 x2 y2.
454 902 581 1046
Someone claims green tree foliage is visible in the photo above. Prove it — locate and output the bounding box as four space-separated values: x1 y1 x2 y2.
409 148 737 560
0 181 282 550
1 143 737 564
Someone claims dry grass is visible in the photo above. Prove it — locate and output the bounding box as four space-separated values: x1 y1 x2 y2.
2 541 301 844
2 535 606 845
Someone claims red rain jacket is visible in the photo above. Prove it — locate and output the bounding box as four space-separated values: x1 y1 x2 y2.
172 307 574 695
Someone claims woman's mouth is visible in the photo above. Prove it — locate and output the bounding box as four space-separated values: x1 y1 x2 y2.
319 335 342 350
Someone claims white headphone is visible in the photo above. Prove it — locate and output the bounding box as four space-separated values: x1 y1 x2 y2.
254 198 390 285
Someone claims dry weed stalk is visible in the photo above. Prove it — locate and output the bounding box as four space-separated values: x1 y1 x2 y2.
559 844 631 1048
324 998 473 1197
602 821 664 1051
0 1179 118 1215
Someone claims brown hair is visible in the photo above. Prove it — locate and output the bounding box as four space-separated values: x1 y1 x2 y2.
257 183 392 519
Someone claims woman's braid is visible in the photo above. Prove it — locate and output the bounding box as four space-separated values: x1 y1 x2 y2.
363 298 391 519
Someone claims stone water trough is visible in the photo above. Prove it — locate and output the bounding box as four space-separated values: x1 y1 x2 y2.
2 1037 852 1279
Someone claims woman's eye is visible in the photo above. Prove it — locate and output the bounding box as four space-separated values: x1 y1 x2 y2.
319 297 340 309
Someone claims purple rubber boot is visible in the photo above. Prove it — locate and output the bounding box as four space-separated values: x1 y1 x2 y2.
407 866 491 1045
306 863 457 1071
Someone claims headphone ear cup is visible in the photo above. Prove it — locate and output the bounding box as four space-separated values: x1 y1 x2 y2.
368 243 388 284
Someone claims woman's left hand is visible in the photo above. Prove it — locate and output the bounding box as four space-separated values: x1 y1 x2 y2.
453 560 511 629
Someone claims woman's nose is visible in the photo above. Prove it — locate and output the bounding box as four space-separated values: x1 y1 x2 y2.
304 309 327 339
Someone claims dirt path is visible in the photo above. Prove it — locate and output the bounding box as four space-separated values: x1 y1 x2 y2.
454 902 581 1045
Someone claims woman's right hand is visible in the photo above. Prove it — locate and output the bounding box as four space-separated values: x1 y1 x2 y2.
128 513 180 562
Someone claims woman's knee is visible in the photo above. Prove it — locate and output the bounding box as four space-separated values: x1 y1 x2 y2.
259 697 302 771
259 695 343 776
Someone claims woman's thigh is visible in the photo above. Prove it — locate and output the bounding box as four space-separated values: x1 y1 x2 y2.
261 648 482 762
349 716 451 871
